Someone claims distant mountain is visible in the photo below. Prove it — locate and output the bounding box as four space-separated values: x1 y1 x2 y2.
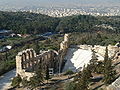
0 0 120 10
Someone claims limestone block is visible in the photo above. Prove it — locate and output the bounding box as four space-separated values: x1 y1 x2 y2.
64 34 69 42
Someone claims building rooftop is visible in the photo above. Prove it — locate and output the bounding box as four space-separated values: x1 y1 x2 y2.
0 30 12 34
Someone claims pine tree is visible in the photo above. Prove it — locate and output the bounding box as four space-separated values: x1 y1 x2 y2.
90 50 98 65
104 47 109 65
35 62 44 83
103 47 116 85
89 49 98 72
76 66 92 90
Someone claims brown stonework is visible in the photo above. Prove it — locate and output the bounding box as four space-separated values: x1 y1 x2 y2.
16 34 70 79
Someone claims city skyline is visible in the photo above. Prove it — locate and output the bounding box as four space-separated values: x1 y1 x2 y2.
0 0 120 9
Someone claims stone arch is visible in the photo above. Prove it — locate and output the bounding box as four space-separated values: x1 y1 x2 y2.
52 50 59 56
22 52 26 62
21 56 24 69
22 53 27 69
26 50 31 68
28 49 35 67
29 49 36 58
26 50 31 60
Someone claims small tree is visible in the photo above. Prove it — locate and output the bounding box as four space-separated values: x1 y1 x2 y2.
89 49 98 73
74 71 82 82
11 75 22 88
29 63 44 89
64 69 74 75
90 50 98 65
45 65 50 83
76 65 92 90
95 61 104 74
104 47 109 65
103 47 116 85
64 81 76 90
21 77 29 88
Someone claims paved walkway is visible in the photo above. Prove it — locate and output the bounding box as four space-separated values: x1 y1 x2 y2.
0 69 16 90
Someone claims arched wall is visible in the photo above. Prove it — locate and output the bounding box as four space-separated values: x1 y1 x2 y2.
22 53 27 69
16 48 59 79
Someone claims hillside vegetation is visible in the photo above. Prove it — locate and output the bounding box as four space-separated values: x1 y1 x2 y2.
0 11 60 34
0 11 120 34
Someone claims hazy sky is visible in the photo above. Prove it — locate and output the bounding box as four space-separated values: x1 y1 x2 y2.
0 0 119 8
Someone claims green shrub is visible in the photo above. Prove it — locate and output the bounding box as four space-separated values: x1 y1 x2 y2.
0 60 15 76
21 78 29 88
11 75 22 88
64 70 74 75
64 81 76 90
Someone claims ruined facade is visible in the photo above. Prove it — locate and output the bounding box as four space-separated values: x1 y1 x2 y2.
16 49 59 79
16 33 119 80
16 34 69 79
58 34 70 72
16 49 36 78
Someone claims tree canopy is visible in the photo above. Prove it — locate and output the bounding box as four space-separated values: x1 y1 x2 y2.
0 11 120 34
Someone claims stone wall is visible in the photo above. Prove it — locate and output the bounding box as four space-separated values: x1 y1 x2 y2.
16 33 120 80
16 49 36 79
94 45 119 58
70 44 119 58
16 49 58 80
59 34 70 72
16 34 70 79
60 34 69 50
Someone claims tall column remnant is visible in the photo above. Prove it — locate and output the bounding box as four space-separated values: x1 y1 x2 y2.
60 34 69 50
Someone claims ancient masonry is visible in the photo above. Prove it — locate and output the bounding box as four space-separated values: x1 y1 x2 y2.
71 44 120 59
16 34 69 79
16 33 120 80
60 34 69 50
